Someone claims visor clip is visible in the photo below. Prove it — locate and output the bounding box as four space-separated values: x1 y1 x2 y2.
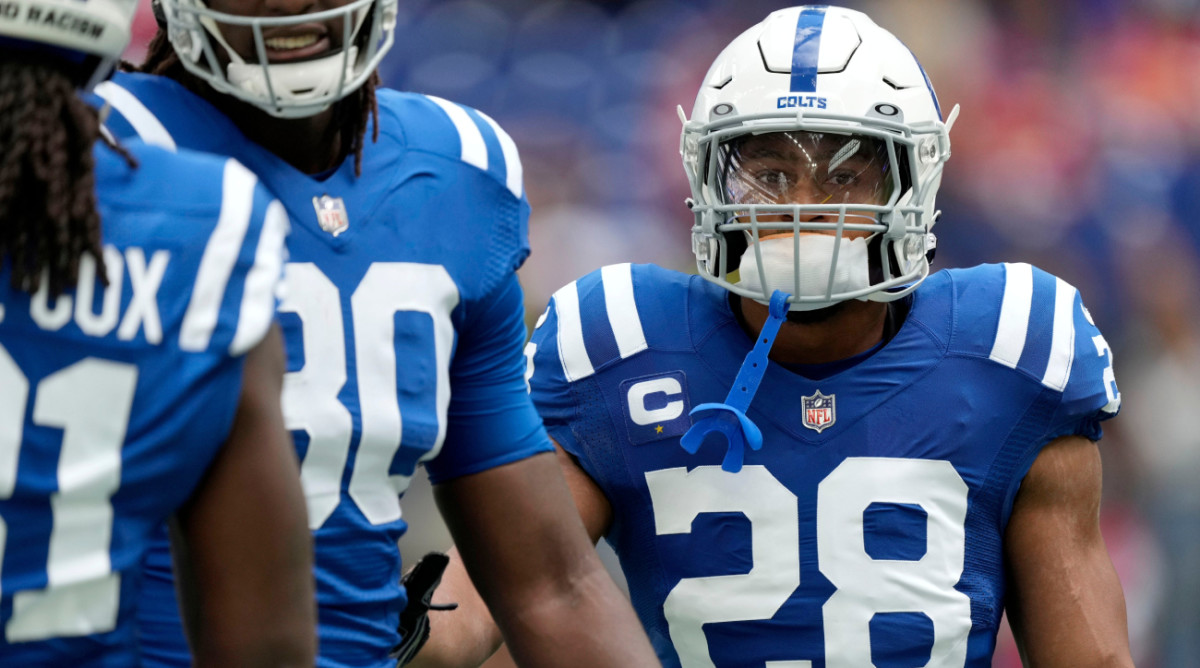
881 210 906 241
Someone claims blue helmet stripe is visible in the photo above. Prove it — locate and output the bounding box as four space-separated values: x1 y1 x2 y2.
907 47 944 120
790 6 828 93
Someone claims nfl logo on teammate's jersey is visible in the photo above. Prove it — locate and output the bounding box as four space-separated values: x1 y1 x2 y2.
312 194 349 236
802 390 836 433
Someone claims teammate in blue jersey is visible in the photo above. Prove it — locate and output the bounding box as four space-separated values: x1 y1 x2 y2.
94 0 657 666
416 6 1136 668
0 0 315 665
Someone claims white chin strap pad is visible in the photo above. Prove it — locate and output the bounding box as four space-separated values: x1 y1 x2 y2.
737 234 872 311
226 47 358 105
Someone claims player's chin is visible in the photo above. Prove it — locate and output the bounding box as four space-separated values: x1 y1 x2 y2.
785 300 850 325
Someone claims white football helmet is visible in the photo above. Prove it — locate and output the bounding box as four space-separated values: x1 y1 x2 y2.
0 0 138 90
155 0 397 118
681 5 959 311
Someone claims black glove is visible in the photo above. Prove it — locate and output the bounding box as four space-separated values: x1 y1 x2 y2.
390 552 459 666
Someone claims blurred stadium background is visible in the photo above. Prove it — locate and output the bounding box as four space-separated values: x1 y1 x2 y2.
124 1 1200 665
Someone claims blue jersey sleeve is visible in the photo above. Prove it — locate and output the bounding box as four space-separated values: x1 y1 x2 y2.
377 91 533 298
526 264 664 482
426 273 553 484
1044 291 1121 441
463 103 532 283
96 144 287 359
526 296 585 458
947 263 1120 445
174 158 288 358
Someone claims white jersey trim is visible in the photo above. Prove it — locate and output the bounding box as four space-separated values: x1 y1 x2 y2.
93 82 177 152
230 199 289 356
553 282 594 382
476 110 524 199
1041 278 1077 391
601 263 647 360
426 95 488 172
180 160 257 352
989 262 1033 369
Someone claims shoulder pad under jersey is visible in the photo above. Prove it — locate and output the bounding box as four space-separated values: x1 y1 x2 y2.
941 262 1121 422
376 89 525 203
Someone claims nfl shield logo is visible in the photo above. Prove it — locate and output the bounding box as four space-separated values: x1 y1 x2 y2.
312 195 349 237
802 390 836 433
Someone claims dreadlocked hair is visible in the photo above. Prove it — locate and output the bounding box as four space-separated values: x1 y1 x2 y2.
0 52 132 296
134 29 381 176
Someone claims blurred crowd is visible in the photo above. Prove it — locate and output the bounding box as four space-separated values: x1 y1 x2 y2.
125 1 1200 665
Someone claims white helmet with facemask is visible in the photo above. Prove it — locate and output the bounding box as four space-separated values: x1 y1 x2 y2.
681 5 959 311
155 0 397 118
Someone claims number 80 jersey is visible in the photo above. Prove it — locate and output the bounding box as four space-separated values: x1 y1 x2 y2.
527 262 1120 668
96 72 554 667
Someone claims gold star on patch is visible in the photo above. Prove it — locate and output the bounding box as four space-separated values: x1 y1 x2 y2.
655 425 664 434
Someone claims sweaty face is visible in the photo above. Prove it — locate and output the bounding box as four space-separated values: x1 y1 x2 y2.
719 130 893 236
201 0 358 65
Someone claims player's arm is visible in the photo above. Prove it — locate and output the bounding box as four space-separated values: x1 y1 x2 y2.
429 444 651 668
413 250 651 666
1003 434 1133 667
170 325 317 667
410 440 614 668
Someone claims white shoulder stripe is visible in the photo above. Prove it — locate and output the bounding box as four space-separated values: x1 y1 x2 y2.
553 282 594 382
426 95 487 171
230 199 289 356
93 81 176 152
989 262 1033 369
180 160 257 352
601 264 647 359
476 110 523 199
1041 278 1077 391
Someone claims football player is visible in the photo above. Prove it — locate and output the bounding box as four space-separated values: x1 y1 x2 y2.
0 0 314 664
414 6 1135 668
93 0 657 666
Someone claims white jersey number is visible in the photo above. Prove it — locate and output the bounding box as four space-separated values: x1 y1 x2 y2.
646 457 970 668
279 262 458 529
0 344 136 641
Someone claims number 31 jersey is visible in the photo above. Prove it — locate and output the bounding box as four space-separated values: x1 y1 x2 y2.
527 262 1121 668
0 141 285 665
95 73 553 667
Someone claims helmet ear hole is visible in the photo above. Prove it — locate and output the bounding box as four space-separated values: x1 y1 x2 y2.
893 144 913 201
152 0 167 29
722 229 748 275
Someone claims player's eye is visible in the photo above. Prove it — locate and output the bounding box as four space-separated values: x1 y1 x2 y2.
753 169 790 189
825 169 859 187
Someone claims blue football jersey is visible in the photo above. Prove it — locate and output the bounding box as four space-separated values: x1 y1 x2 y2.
527 262 1121 668
95 73 554 667
0 141 286 666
